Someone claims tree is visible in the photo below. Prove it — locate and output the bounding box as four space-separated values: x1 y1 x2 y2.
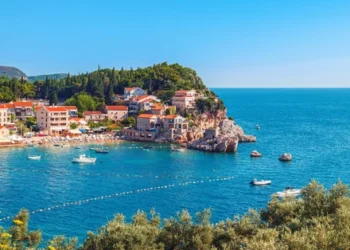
49 92 58 105
70 123 78 129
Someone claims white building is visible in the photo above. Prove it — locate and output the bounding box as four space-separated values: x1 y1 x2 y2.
123 87 146 100
171 90 196 112
129 95 161 114
13 101 34 120
36 106 69 135
82 111 108 122
136 114 161 131
0 104 10 126
162 114 188 139
106 105 128 121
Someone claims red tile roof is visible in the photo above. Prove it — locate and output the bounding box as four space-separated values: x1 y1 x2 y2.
61 106 77 110
45 107 67 112
138 114 157 119
83 111 103 115
125 87 137 91
0 104 7 109
69 117 82 122
164 115 179 119
4 104 14 108
13 101 33 107
106 105 128 111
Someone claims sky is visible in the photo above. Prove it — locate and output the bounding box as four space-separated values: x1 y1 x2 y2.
1 0 350 87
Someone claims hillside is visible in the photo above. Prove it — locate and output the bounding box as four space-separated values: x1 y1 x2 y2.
28 73 68 82
0 66 28 80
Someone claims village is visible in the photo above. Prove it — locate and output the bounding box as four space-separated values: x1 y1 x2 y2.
0 87 204 146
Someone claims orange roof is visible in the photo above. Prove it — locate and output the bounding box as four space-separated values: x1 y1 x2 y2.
125 87 137 91
164 115 179 119
3 103 14 108
61 106 77 110
134 95 150 101
106 105 128 111
35 106 43 111
83 111 103 115
45 106 67 112
138 114 157 119
13 101 33 107
0 104 7 109
69 117 81 122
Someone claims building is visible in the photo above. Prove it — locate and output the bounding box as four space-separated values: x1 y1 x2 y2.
123 87 147 100
0 126 9 137
61 106 78 117
36 106 69 135
171 90 196 112
150 104 165 115
82 111 108 122
162 114 188 139
136 114 161 131
68 117 87 127
13 101 34 120
129 95 161 114
0 104 10 126
106 105 128 121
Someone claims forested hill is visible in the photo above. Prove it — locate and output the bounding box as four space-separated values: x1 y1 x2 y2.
28 73 68 82
0 62 209 105
0 66 28 80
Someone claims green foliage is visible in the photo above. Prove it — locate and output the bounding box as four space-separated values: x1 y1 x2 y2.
64 93 98 116
25 117 37 128
120 117 136 127
70 123 78 129
228 116 234 121
88 119 113 129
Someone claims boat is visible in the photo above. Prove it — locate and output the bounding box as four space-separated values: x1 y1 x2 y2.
256 124 260 130
72 154 96 163
75 146 82 149
61 144 70 148
250 150 262 157
275 187 302 198
90 147 99 151
171 146 185 152
28 144 35 147
250 179 271 186
95 148 109 154
143 146 153 149
54 144 60 147
279 153 292 161
27 155 41 160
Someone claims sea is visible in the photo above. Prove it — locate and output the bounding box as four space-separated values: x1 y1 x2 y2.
1 88 350 242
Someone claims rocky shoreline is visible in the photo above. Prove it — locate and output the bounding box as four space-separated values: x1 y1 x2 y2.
187 118 256 153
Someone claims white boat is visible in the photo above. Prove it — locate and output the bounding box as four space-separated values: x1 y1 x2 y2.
256 124 260 130
27 155 41 160
250 150 262 157
275 187 302 198
171 146 186 152
250 179 271 186
61 144 70 148
72 154 96 163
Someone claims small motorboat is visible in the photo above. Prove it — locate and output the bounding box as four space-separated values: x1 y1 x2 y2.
54 144 60 147
143 146 153 149
72 154 96 163
75 146 82 149
95 148 109 154
279 153 292 161
27 155 41 160
250 179 271 186
250 150 262 157
90 147 99 151
28 144 35 147
256 124 260 130
275 187 302 198
61 144 70 148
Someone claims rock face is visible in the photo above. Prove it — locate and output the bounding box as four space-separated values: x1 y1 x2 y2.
187 118 256 153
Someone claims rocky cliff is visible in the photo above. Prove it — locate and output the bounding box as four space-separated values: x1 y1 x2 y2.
186 111 256 153
0 66 28 80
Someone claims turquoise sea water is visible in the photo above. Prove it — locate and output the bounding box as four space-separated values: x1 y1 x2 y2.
1 88 350 242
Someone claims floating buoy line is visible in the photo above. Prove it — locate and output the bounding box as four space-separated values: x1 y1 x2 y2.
0 176 234 222
0 167 227 180
116 145 172 149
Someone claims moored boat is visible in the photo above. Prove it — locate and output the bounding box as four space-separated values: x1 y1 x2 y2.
279 153 292 161
95 148 109 154
275 187 302 198
250 150 262 157
27 155 41 160
250 179 271 186
256 124 260 130
72 154 96 163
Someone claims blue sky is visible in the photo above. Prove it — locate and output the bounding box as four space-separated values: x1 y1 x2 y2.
1 0 350 87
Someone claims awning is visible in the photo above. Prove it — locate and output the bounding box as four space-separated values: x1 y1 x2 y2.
69 129 82 134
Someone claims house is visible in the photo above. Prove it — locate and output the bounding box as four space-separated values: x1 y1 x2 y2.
82 111 108 122
61 106 78 117
123 87 146 100
136 114 161 131
13 101 34 120
36 106 69 135
162 114 188 139
106 105 128 121
171 90 197 112
129 95 161 114
150 104 165 115
0 126 9 137
68 117 87 127
0 104 10 126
